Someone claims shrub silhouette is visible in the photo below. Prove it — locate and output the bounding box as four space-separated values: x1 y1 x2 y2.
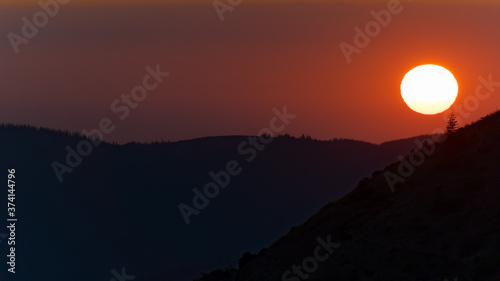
193 267 236 281
239 252 257 268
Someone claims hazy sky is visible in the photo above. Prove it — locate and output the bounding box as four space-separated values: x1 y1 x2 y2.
1 0 500 143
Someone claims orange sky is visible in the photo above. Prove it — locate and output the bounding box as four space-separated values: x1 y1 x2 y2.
1 1 500 143
2 0 500 3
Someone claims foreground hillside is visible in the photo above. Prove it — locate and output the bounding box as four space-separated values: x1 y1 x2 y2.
233 112 500 281
0 125 427 281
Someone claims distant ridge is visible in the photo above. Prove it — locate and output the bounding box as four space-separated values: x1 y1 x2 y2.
0 122 433 146
0 121 441 281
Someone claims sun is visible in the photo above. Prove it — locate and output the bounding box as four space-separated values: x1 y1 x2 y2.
400 64 459 115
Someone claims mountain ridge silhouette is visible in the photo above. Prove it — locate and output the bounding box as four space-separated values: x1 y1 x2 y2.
0 123 437 281
232 111 500 281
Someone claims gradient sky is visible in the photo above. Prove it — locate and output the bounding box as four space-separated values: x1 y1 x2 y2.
1 0 500 143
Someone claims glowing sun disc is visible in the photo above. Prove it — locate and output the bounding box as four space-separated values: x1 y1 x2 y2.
400 64 459 115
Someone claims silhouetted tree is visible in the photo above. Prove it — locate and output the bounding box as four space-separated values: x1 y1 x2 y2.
445 112 460 136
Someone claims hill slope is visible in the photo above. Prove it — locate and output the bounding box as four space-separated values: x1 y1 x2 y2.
234 112 500 281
